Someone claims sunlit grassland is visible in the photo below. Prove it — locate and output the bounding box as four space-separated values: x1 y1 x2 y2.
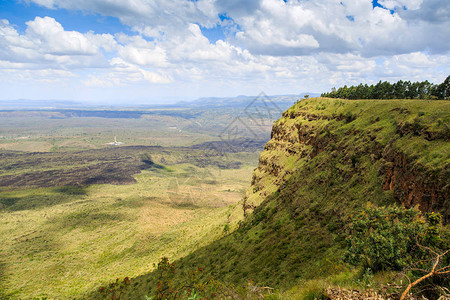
0 103 279 298
0 163 254 299
0 115 216 152
247 98 450 208
292 98 450 160
0 106 275 152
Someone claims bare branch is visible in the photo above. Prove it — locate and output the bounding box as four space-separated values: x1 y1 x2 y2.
436 265 450 273
414 241 439 256
399 248 450 300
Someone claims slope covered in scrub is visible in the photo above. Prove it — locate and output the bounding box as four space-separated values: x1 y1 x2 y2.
94 98 449 299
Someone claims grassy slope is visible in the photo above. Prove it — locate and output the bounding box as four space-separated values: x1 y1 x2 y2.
118 98 449 298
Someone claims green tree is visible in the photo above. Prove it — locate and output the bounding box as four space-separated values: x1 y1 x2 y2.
437 75 450 99
321 76 448 100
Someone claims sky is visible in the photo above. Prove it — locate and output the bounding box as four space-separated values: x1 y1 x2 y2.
0 0 449 104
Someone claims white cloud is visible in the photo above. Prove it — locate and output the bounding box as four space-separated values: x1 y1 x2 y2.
26 0 219 33
26 16 98 55
117 34 168 68
0 17 113 69
377 52 450 81
378 0 423 10
118 45 167 67
84 57 172 87
22 0 450 58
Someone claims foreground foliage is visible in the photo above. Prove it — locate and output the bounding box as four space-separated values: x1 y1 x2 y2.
345 205 449 299
98 257 275 299
344 205 447 271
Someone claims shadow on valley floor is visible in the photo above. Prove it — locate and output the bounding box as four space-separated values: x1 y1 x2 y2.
0 147 155 188
47 210 128 231
0 186 88 211
0 141 264 189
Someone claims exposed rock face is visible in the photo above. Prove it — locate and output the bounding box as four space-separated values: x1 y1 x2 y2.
381 148 449 222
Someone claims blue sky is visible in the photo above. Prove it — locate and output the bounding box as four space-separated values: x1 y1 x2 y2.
0 0 449 104
0 1 128 34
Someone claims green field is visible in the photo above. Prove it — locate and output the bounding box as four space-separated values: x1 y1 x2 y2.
0 105 275 299
0 164 254 298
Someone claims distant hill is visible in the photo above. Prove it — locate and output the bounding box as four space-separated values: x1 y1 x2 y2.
0 93 319 110
177 93 319 109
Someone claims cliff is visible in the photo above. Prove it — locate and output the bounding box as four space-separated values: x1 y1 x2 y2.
102 98 449 298
246 98 449 222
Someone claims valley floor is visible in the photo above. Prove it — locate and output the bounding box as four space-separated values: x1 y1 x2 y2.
0 157 255 298
0 106 272 299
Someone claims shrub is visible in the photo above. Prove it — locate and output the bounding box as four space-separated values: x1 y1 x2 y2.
344 204 444 272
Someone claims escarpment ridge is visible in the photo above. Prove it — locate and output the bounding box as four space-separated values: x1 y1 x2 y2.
246 98 449 222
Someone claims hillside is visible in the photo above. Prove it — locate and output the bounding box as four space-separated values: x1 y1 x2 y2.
93 98 449 299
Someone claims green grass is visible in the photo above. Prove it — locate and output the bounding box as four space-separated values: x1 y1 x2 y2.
0 106 269 299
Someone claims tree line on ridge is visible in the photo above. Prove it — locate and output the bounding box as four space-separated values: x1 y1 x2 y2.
321 75 450 100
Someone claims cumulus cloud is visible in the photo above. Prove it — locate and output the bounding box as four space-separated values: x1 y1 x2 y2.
23 0 450 58
401 0 450 23
116 34 168 68
25 17 98 55
215 0 261 17
378 0 424 10
0 0 448 101
26 0 219 33
378 52 450 80
0 17 112 69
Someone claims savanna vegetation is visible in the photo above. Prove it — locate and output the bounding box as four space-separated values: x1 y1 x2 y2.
0 104 277 299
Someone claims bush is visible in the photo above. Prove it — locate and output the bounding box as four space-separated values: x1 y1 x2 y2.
344 204 444 272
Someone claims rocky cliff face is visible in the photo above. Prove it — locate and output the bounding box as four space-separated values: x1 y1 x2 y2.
246 98 449 222
381 148 449 220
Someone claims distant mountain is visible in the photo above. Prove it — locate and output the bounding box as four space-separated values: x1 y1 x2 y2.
0 94 320 110
177 93 319 109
